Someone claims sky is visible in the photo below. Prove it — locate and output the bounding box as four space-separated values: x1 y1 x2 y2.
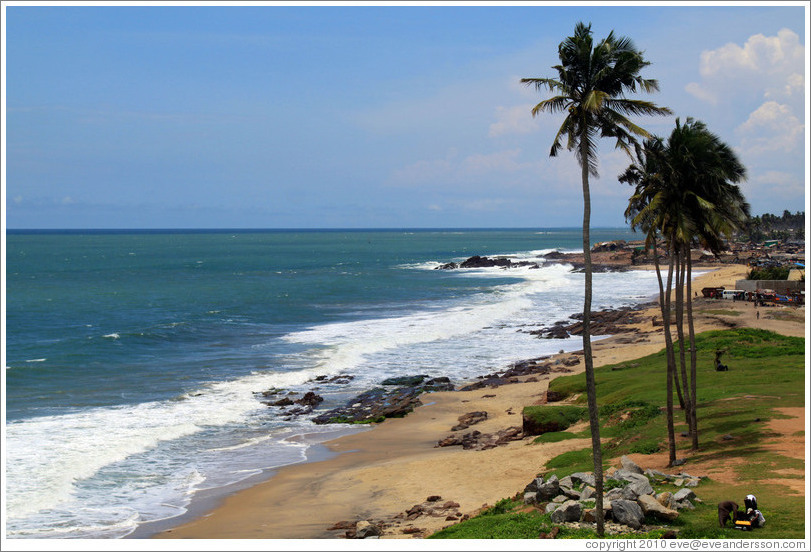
2 1 809 229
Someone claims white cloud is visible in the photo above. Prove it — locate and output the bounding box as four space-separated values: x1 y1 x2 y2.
489 104 540 137
683 82 718 105
685 28 805 105
699 28 804 79
736 100 804 155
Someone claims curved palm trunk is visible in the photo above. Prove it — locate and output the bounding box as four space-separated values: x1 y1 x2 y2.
652 238 677 465
580 139 604 537
686 248 699 450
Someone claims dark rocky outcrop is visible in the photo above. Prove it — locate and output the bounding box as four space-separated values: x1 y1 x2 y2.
296 391 324 407
311 374 355 385
381 375 428 386
434 255 540 270
312 376 454 425
529 306 654 339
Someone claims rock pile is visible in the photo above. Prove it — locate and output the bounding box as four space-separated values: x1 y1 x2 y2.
523 456 704 534
329 495 467 539
435 426 523 451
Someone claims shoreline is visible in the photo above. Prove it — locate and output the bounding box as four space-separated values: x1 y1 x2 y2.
154 263 803 540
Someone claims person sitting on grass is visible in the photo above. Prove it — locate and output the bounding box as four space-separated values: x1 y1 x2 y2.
715 349 729 372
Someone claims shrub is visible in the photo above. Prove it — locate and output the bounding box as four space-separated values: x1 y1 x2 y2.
522 405 587 436
747 266 790 280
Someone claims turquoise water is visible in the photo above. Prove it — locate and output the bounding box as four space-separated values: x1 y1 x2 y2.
4 228 657 538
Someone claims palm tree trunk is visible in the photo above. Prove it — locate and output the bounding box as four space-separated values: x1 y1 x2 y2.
665 237 685 411
580 138 604 537
686 245 699 450
675 247 693 431
652 238 677 466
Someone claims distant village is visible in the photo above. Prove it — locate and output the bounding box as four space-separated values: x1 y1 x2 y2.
592 210 805 305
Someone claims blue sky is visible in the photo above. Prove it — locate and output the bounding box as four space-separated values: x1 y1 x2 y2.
3 2 808 229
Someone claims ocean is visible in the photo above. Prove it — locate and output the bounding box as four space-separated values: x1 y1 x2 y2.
4 228 662 539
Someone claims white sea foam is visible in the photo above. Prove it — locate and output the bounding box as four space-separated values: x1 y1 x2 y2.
102 333 120 339
3 365 347 536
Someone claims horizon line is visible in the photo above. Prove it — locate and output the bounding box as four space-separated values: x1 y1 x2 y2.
6 226 639 233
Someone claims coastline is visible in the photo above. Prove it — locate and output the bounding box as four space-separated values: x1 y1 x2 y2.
154 263 804 540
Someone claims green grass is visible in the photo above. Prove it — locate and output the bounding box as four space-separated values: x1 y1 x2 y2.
533 431 581 444
522 405 587 434
430 328 806 539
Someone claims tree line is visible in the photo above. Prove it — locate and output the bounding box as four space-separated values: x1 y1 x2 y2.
742 210 805 242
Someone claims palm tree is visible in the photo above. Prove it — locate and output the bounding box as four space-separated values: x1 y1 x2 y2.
522 22 671 535
623 119 748 454
664 118 749 449
621 138 679 467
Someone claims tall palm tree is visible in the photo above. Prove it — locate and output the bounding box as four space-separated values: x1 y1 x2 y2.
624 119 748 454
664 118 749 449
621 138 679 467
522 22 671 535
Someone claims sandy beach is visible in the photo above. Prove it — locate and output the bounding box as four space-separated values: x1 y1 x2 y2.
156 264 805 540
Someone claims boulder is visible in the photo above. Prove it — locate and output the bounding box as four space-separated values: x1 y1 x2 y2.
638 495 679 521
608 468 643 483
545 502 560 514
560 486 581 500
570 472 596 487
580 486 596 500
582 503 613 523
523 476 544 494
626 473 654 496
620 455 644 474
558 475 574 490
673 488 696 503
611 499 644 530
656 492 674 509
645 469 670 481
605 487 625 502
550 500 582 523
673 499 695 511
355 521 382 539
684 478 701 488
621 486 640 501
523 492 538 505
536 475 561 501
